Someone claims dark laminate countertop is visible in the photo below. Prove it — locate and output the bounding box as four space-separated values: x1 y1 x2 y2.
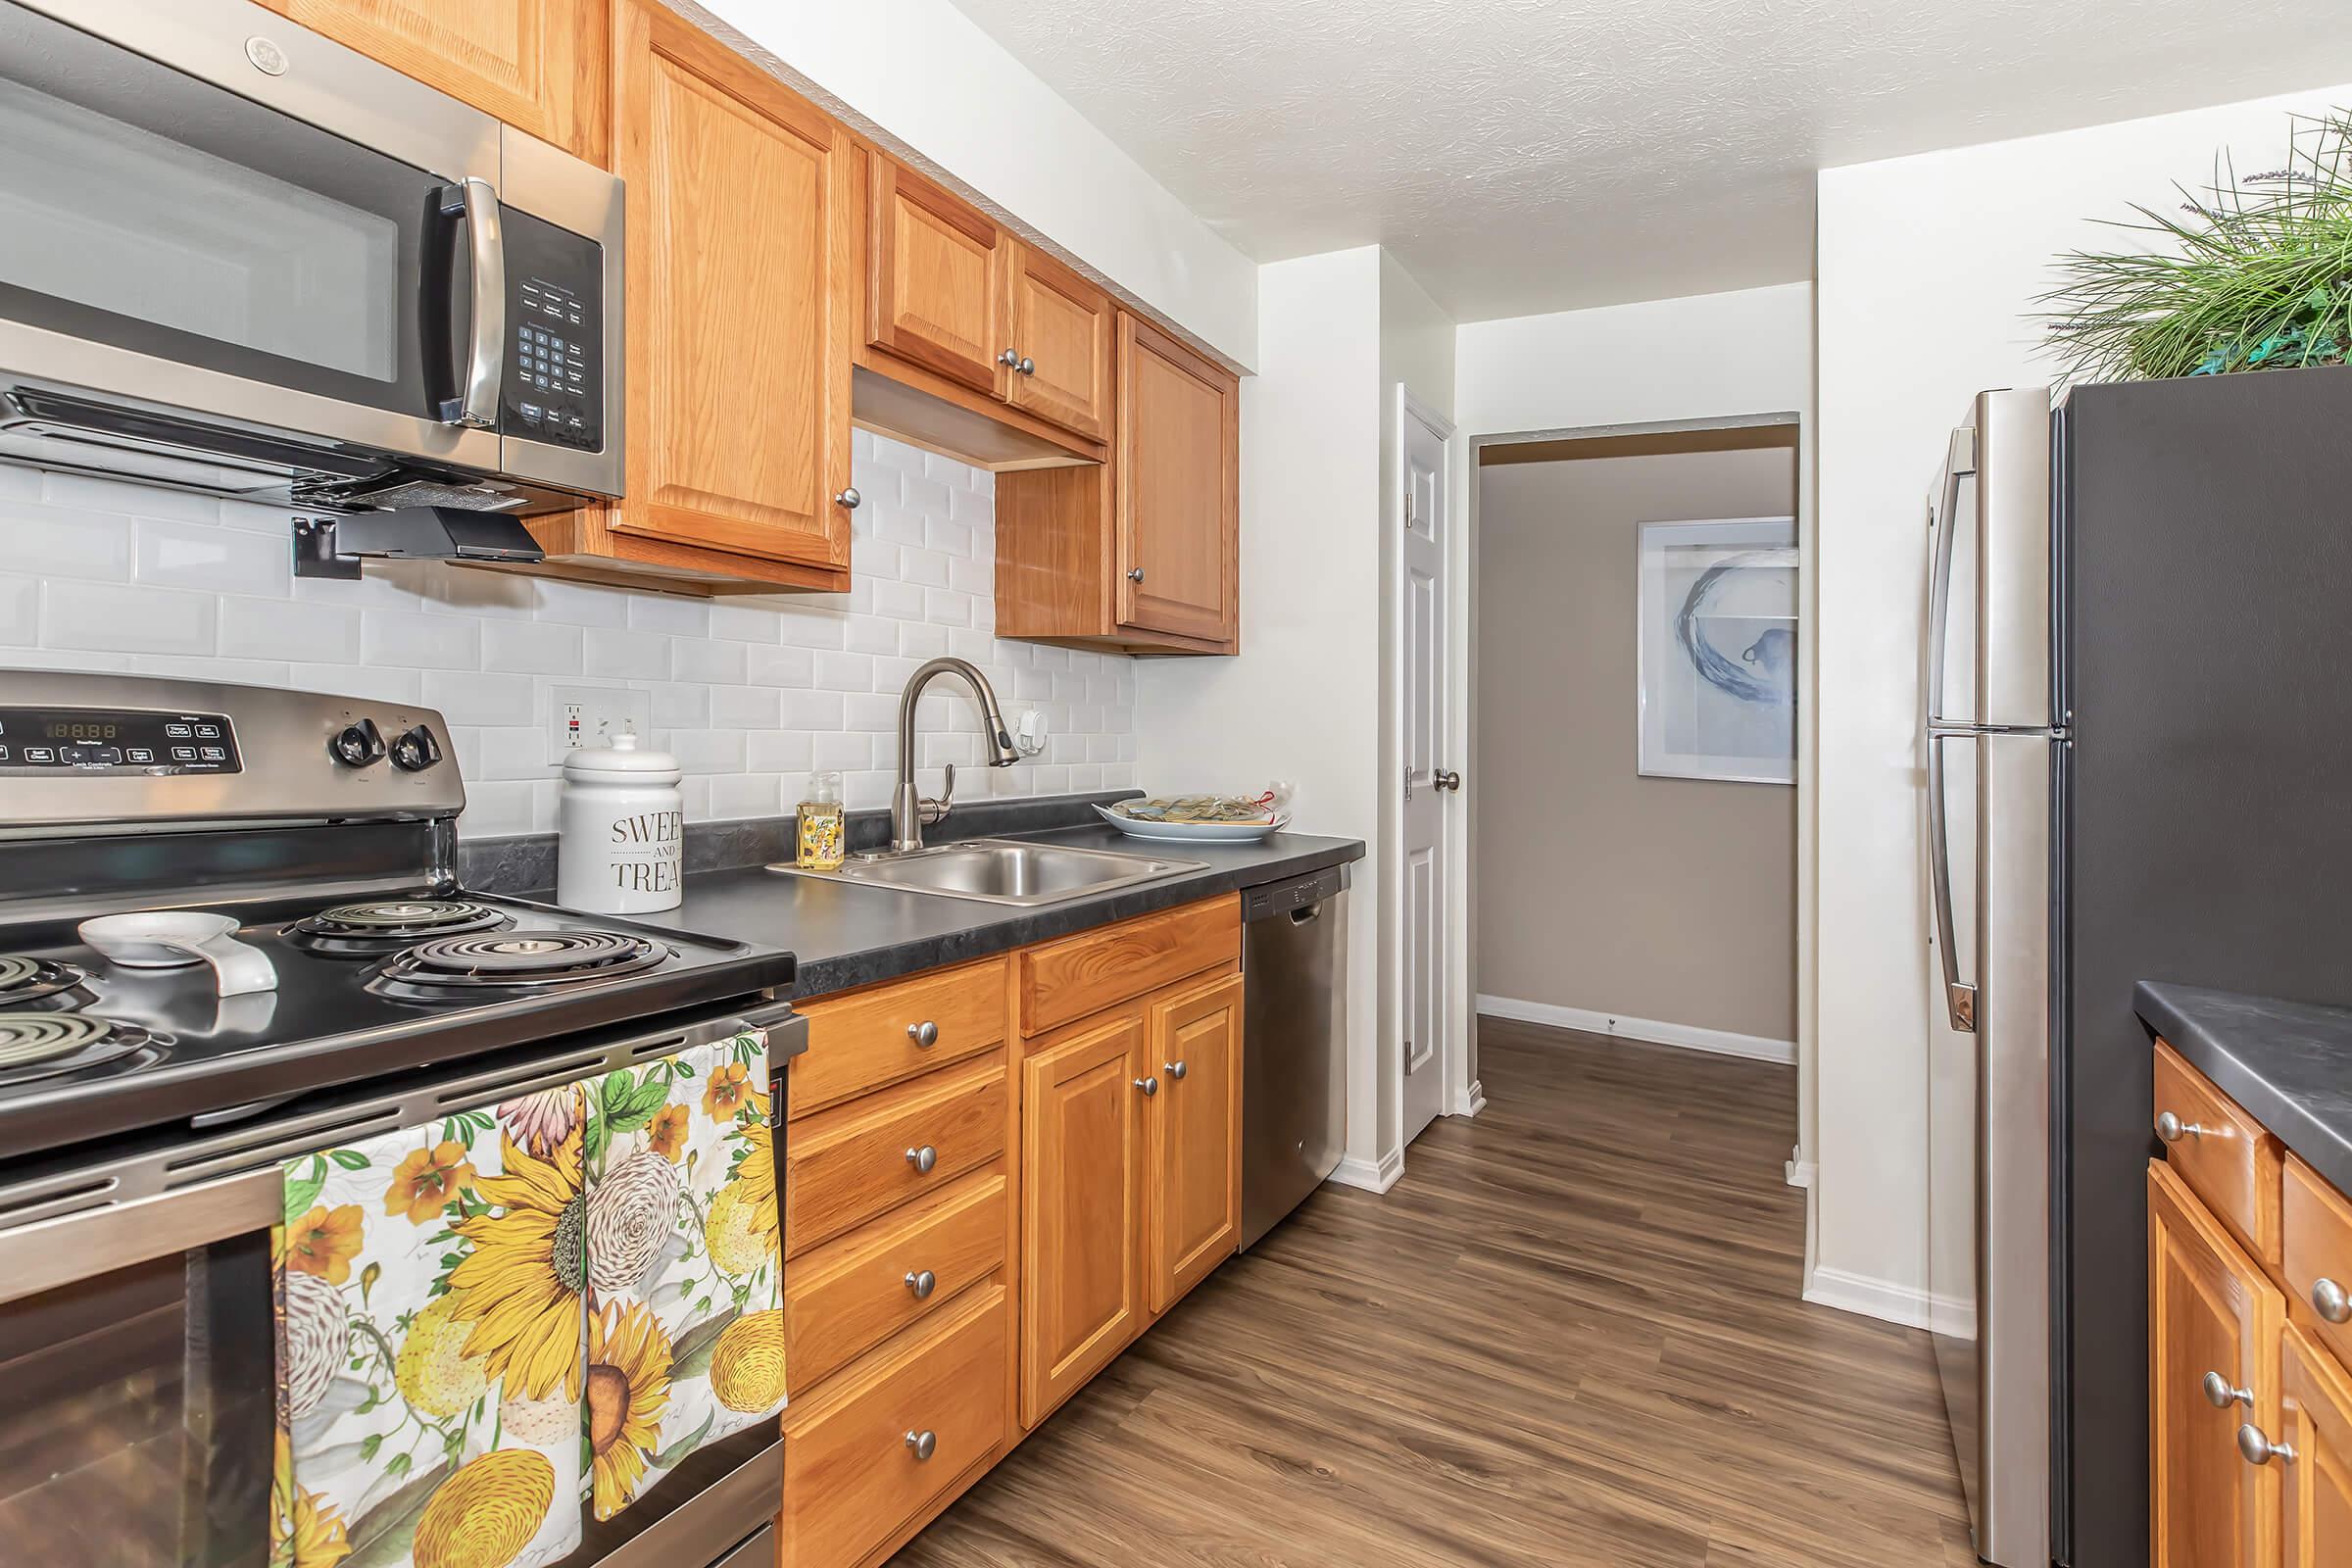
643 824 1362 1000
2136 980 2352 1195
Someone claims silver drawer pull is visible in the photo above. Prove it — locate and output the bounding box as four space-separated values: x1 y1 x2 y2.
906 1145 937 1174
2314 1278 2351 1324
906 1269 937 1299
2202 1371 2253 1409
2238 1422 2296 1466
906 1429 936 1461
2155 1110 2222 1144
907 1019 940 1048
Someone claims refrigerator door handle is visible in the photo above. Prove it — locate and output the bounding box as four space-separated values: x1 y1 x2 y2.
1926 425 1980 729
1927 729 1979 1033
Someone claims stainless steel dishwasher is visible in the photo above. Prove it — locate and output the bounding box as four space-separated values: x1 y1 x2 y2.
1240 862 1349 1249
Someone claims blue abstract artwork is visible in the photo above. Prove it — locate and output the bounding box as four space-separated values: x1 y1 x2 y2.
1638 517 1797 785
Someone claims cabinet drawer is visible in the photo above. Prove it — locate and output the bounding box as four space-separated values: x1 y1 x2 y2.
2282 1154 2352 1366
782 1281 1008 1568
786 1054 1006 1255
787 1166 1007 1392
794 957 1009 1118
1019 895 1239 1037
2155 1040 2282 1264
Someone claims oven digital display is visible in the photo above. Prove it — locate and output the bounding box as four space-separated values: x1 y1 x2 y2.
0 708 241 773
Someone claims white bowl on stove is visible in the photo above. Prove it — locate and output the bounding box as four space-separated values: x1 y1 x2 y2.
78 911 278 996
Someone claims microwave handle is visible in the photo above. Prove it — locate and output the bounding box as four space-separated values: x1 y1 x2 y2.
438 177 505 430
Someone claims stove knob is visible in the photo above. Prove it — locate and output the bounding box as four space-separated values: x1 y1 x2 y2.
390 724 444 773
329 717 386 767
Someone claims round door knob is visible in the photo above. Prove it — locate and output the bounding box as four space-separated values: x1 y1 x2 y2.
1434 768 1463 792
907 1020 940 1048
999 348 1022 368
906 1144 938 1173
834 487 861 510
906 1429 936 1461
2203 1371 2253 1409
1127 567 1145 582
2238 1422 2296 1466
905 1268 937 1299
1134 1076 1158 1097
1016 357 1035 376
328 717 385 767
389 724 443 773
2154 1110 2211 1144
1164 1060 1187 1080
2314 1278 2352 1324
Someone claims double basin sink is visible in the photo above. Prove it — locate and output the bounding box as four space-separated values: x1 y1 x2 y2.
768 837 1202 907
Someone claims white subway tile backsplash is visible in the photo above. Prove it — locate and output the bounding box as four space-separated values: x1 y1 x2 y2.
0 439 1134 833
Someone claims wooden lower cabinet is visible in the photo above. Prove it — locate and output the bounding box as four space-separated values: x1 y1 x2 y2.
2282 1322 2352 1566
1019 1011 1146 1426
1146 972 1244 1313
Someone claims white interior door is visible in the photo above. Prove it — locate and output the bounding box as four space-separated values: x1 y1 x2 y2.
1400 392 1452 1148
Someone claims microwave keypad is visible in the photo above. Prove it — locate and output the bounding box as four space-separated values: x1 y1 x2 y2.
498 207 605 453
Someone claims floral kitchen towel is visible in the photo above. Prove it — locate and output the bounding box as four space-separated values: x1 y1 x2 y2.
272 1086 590 1568
579 1029 787 1520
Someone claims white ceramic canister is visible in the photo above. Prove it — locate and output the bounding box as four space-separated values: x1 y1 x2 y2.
558 733 684 912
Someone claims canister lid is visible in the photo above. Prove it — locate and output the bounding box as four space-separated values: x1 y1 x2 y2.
562 731 681 781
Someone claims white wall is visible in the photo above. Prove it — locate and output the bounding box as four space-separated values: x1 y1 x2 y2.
693 0 1257 368
1454 282 1818 1202
1811 81 2352 1322
1136 248 1392 1181
0 437 1139 837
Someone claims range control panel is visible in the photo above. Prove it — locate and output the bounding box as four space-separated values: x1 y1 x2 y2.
500 205 605 453
0 708 240 774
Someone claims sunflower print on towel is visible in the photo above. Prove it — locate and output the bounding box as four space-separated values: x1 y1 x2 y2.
578 1030 785 1521
272 1089 589 1568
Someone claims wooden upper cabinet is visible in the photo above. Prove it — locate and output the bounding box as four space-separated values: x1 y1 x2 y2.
865 153 1007 395
2150 1159 2281 1568
2282 1322 2352 1568
254 0 608 162
1117 313 1239 647
1004 245 1113 441
1146 972 1244 1314
1020 1011 1146 1427
608 0 852 584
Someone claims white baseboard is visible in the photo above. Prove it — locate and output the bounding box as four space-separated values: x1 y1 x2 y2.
1803 1264 1971 1337
1331 1147 1404 1194
1476 994 1796 1065
1784 1144 1816 1189
1449 1079 1487 1118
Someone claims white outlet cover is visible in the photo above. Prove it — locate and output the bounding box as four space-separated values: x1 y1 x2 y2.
551 685 652 755
1014 709 1049 757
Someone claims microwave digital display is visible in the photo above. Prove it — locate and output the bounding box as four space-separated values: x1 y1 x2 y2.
500 205 605 454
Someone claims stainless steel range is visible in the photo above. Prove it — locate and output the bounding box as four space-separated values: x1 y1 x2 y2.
0 672 802 1568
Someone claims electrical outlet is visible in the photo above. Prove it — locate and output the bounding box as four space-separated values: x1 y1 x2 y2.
550 685 651 755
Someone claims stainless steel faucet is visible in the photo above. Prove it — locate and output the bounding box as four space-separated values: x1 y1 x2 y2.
891 658 1020 852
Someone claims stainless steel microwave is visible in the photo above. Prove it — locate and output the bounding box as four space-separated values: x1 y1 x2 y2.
0 0 622 514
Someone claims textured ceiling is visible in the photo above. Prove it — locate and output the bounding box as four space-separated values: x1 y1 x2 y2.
945 0 2352 321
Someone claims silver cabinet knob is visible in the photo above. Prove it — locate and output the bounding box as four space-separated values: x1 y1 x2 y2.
906 1429 936 1461
906 1144 938 1174
1434 768 1463 792
1017 357 1035 375
907 1019 940 1048
1127 567 1145 582
906 1268 937 1299
1164 1059 1186 1080
834 486 861 510
999 348 1021 368
2203 1371 2253 1409
1134 1076 1157 1097
2238 1422 2297 1466
2154 1110 2215 1144
2314 1278 2352 1323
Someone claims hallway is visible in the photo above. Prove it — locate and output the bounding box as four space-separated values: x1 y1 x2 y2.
893 1020 1973 1567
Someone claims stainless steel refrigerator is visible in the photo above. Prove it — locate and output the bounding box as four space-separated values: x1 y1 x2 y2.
1920 368 2352 1568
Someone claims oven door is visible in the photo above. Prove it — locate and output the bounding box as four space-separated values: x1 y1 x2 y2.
0 0 503 476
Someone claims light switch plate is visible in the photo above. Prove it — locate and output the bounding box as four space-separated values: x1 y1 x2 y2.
550 685 651 754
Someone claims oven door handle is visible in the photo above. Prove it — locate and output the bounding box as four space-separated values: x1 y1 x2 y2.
0 1167 279 1308
438 176 505 430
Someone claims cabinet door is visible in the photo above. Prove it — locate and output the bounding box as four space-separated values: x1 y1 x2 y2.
611 0 853 572
1116 313 1238 646
254 0 607 162
1004 245 1112 440
1146 971 1244 1314
2151 1159 2282 1568
1020 1010 1145 1426
867 155 1006 395
2282 1322 2352 1568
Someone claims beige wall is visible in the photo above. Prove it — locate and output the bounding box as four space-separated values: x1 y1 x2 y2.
1475 446 1798 1043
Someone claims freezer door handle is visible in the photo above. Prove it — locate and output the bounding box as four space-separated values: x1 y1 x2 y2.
1926 729 1978 1033
1925 426 1979 729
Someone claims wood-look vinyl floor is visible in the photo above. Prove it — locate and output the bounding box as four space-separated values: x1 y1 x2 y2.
894 1019 1975 1567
